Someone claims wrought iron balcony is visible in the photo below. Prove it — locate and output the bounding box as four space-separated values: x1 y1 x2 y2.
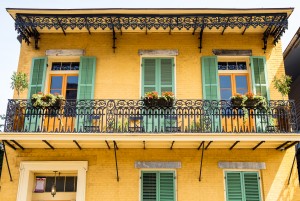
4 99 298 134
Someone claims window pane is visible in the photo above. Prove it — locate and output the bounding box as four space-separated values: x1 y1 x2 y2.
66 90 77 99
50 76 63 90
52 63 61 71
235 76 248 95
50 89 62 95
221 89 232 100
228 62 237 70
56 176 65 192
65 177 76 192
220 76 231 88
71 62 80 70
67 76 78 89
237 62 247 70
61 63 71 70
45 177 54 192
218 62 227 70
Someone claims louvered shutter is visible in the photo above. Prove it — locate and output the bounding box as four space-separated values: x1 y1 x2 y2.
160 59 174 93
225 171 261 201
225 172 243 201
250 57 269 100
142 58 157 96
201 56 220 132
201 56 220 100
159 172 175 201
27 57 47 98
142 172 157 201
243 172 261 201
76 56 96 131
25 57 47 132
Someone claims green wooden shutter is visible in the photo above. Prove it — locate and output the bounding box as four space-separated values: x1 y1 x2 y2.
243 172 261 201
201 56 220 100
225 171 261 201
160 58 174 93
159 172 175 201
142 172 157 201
141 171 175 201
142 58 157 96
250 56 269 100
76 56 96 131
25 57 47 132
77 56 96 100
27 57 47 98
226 172 243 201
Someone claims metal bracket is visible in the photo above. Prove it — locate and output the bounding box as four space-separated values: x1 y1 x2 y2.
262 25 272 53
33 31 40 50
199 141 205 182
112 28 117 53
2 141 13 181
113 141 119 182
198 27 204 53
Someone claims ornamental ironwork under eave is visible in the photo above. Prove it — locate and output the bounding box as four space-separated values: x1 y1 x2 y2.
13 12 288 51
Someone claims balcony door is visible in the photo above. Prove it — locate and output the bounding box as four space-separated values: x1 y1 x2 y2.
49 75 78 100
219 74 249 100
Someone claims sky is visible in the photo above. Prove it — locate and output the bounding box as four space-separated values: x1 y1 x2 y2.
0 0 299 117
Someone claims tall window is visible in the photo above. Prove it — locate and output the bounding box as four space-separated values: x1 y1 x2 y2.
218 61 249 100
142 58 174 96
225 171 261 201
141 171 175 201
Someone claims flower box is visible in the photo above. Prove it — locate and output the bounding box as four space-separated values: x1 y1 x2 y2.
31 93 65 109
143 91 174 108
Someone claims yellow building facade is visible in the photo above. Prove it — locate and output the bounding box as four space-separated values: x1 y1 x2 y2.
0 8 299 201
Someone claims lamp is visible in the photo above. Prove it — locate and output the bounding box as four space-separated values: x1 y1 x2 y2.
51 171 57 197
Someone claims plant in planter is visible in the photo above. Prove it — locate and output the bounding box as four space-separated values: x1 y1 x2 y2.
159 91 175 107
272 75 292 132
230 93 246 108
244 92 267 109
143 91 159 107
10 71 29 98
31 92 65 109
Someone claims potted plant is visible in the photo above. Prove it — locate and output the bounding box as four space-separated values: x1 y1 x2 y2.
244 92 267 109
230 93 246 108
31 92 65 109
143 91 159 107
272 75 292 132
159 91 175 107
10 71 29 131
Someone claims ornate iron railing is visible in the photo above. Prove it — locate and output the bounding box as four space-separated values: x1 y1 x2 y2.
4 99 298 133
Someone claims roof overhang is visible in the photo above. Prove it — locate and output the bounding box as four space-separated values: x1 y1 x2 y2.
6 8 293 50
1 133 299 151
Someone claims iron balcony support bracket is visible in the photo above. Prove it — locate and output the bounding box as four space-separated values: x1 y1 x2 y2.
198 27 204 53
112 28 117 53
113 141 120 182
2 141 13 181
198 141 205 182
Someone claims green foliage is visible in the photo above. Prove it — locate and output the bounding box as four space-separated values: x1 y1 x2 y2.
11 71 29 97
272 75 292 99
0 114 5 131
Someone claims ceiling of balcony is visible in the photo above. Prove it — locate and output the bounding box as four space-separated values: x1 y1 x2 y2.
1 133 298 151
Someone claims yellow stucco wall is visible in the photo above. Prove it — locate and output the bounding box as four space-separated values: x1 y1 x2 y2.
0 147 298 201
14 32 286 100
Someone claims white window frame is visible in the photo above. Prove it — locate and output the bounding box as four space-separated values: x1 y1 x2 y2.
16 161 88 201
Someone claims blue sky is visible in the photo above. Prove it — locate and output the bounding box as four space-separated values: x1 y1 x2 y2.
0 0 299 116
